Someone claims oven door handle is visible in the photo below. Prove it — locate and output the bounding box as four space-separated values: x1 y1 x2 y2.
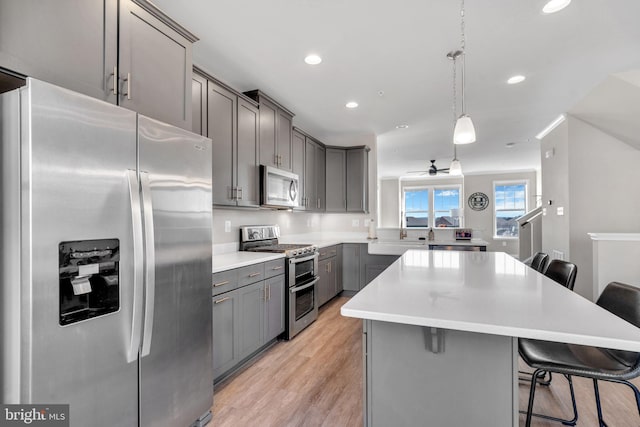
290 253 318 264
290 277 319 294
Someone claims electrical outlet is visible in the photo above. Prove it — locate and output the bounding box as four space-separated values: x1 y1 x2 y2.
556 207 564 216
502 241 507 247
352 219 360 227
224 220 231 233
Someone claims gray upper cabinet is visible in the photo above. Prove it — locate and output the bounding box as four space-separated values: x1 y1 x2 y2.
346 147 370 213
118 0 195 129
244 90 294 171
303 137 326 212
0 0 118 103
198 73 259 208
292 130 306 210
208 80 237 206
191 71 207 136
1 0 197 130
325 148 347 212
236 98 260 207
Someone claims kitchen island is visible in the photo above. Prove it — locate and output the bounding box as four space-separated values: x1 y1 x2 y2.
341 250 640 427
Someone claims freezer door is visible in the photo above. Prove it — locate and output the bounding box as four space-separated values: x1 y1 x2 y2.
7 79 140 426
138 115 213 427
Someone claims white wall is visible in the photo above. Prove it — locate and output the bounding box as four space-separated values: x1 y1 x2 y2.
378 178 400 228
541 115 640 299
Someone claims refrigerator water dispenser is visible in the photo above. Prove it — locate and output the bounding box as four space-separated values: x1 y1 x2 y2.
58 239 120 325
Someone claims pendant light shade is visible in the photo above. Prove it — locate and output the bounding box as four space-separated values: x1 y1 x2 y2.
449 158 462 176
453 114 476 144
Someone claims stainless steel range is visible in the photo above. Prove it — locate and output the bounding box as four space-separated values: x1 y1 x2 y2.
239 225 318 339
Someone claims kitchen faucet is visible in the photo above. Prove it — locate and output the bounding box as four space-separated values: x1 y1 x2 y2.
399 212 408 240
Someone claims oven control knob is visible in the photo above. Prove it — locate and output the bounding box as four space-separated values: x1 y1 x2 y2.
291 249 298 256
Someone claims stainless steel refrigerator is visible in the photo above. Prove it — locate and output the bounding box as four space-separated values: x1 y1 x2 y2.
1 78 213 427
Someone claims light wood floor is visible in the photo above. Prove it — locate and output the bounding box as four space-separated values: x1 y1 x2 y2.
210 296 640 426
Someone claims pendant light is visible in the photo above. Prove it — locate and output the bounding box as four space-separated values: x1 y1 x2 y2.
453 0 476 145
448 50 463 175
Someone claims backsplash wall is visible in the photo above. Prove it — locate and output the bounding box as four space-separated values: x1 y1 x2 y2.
212 209 374 245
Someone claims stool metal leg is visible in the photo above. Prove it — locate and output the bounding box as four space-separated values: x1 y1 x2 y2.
522 371 578 427
592 379 608 427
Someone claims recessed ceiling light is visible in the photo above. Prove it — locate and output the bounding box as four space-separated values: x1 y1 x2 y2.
345 101 359 109
542 0 571 14
396 124 409 129
304 54 322 65
507 75 526 85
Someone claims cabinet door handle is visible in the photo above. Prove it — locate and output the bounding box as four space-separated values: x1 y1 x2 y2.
320 252 327 257
248 272 261 278
268 284 271 300
264 286 268 301
111 65 118 95
271 266 283 271
213 280 230 288
123 72 131 100
237 187 243 200
329 261 332 273
214 296 230 304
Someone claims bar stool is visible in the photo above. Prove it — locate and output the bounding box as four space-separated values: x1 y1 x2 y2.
523 252 549 273
520 282 640 427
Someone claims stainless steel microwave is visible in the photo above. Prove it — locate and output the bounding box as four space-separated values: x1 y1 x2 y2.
260 165 299 208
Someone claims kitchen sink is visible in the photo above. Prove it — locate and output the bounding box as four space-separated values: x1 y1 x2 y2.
368 240 428 255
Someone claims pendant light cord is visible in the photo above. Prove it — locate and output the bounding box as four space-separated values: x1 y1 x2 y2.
460 0 467 116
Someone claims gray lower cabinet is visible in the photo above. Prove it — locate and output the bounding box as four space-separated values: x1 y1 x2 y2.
211 258 285 382
197 72 259 207
342 244 363 292
212 289 240 380
264 275 285 341
238 281 265 359
325 148 347 212
318 245 340 306
1 0 196 130
342 244 399 293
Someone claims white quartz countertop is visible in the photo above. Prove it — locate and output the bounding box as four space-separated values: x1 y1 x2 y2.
341 250 640 352
212 251 284 273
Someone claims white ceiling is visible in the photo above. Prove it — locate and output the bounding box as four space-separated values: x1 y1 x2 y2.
152 0 640 178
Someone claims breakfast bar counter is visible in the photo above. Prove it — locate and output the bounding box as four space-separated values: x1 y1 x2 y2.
341 250 640 426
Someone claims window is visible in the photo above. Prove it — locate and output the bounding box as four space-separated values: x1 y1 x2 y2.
403 185 462 228
494 181 527 238
404 189 429 227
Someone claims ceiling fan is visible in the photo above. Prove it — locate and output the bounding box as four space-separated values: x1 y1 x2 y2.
407 160 450 176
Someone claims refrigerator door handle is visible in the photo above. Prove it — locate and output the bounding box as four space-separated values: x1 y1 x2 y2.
140 171 156 357
127 170 144 363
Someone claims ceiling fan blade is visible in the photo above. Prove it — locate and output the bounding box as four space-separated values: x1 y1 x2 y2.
406 170 428 174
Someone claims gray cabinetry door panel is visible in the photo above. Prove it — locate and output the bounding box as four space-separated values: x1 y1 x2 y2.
264 275 285 341
316 145 326 210
239 281 265 359
292 130 306 209
208 81 236 206
304 139 317 210
277 110 293 171
318 258 331 306
191 72 207 136
336 245 344 293
119 0 192 129
212 269 239 297
212 290 240 380
238 263 265 287
326 148 347 211
0 0 118 104
264 259 286 279
342 244 362 292
259 100 278 167
236 98 260 207
346 148 369 213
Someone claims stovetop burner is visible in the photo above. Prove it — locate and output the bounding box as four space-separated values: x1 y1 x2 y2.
239 225 318 258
